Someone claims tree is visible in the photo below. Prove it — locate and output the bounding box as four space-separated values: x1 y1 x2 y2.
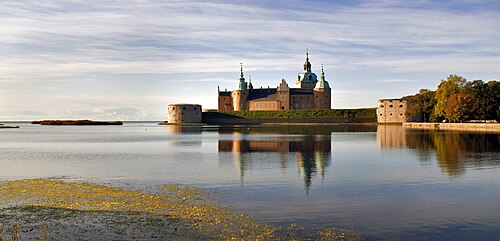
485 80 500 121
432 74 467 122
463 80 487 121
405 89 436 122
445 93 470 122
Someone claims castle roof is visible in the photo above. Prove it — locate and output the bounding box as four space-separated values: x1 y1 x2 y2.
290 88 314 95
315 64 331 89
297 49 318 83
219 91 231 96
247 88 278 101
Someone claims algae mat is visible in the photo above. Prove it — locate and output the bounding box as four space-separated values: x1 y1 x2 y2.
0 179 360 240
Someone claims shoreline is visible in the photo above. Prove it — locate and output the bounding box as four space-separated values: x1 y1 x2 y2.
403 122 500 133
0 179 360 240
31 120 123 126
0 124 19 129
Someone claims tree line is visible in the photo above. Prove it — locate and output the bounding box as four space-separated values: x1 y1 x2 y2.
405 75 499 123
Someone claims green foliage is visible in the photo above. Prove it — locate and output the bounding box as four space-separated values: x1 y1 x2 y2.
406 75 499 123
405 89 436 122
203 108 377 119
432 74 467 121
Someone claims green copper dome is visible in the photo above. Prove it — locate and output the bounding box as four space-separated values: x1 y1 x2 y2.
315 64 331 89
297 49 318 83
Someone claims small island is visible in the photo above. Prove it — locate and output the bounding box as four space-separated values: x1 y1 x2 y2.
31 120 123 125
0 123 20 128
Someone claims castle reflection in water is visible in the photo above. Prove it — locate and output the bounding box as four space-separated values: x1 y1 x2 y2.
218 127 342 193
168 125 499 189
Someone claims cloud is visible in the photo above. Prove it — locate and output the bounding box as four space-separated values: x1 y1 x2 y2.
0 0 499 118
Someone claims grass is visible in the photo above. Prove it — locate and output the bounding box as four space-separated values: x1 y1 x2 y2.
203 108 377 119
0 179 360 241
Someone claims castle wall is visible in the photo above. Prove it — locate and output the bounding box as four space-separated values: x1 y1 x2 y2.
290 94 314 109
248 100 280 110
314 88 331 109
296 81 316 90
218 94 233 111
277 79 291 110
377 99 408 123
168 104 202 123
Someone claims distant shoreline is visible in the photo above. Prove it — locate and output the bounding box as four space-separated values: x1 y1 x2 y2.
31 120 123 126
0 123 20 128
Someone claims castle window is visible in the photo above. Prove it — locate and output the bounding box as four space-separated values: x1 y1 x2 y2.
399 105 403 108
183 107 186 110
389 105 393 108
380 105 384 108
380 114 382 116
390 113 393 116
400 113 403 116
194 107 197 110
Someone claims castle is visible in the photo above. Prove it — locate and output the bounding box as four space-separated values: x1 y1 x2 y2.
218 51 332 111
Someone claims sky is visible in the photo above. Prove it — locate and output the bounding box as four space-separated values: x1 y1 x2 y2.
1 0 499 121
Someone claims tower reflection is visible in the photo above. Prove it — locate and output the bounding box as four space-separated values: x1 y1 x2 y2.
377 125 500 176
218 130 332 194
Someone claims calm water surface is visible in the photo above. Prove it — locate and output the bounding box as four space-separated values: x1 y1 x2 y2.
1 122 500 241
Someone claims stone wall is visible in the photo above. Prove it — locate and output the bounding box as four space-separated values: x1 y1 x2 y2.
377 99 408 123
403 122 500 133
168 104 202 124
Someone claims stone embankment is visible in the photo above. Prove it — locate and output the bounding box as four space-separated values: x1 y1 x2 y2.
404 122 500 133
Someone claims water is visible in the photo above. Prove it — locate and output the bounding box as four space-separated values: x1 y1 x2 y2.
1 122 500 240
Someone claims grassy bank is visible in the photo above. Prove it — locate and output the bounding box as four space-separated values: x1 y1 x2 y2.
0 179 360 240
203 108 376 119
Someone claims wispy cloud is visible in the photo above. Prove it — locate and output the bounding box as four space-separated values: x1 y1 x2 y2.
0 0 499 119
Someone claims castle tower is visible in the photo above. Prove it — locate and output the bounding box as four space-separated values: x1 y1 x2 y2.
232 63 249 111
296 49 318 90
277 79 290 110
314 64 332 109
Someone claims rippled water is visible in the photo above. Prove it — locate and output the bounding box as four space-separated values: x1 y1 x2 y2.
1 122 500 240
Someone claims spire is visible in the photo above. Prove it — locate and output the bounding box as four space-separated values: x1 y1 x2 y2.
239 63 245 82
315 64 331 89
248 75 253 89
320 64 325 81
303 48 311 72
237 63 247 90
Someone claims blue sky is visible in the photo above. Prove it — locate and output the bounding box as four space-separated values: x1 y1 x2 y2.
1 0 499 120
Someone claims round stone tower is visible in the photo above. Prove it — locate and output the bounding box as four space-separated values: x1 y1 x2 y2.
232 63 248 111
168 104 202 124
314 65 332 109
